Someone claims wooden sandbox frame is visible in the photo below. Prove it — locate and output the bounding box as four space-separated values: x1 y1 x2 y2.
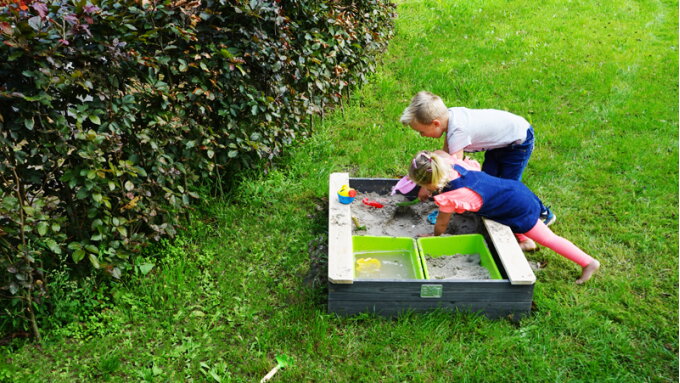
327 173 536 319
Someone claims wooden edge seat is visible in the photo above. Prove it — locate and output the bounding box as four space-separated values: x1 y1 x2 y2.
328 172 353 284
482 218 536 285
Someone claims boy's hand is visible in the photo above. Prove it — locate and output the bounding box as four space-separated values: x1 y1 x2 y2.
417 186 431 201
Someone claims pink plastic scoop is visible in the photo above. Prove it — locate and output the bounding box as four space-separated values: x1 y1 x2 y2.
391 176 417 195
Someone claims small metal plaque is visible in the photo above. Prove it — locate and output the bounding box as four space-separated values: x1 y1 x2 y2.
420 284 443 298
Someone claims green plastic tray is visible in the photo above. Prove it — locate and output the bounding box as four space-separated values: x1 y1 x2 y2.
417 234 502 280
352 236 425 280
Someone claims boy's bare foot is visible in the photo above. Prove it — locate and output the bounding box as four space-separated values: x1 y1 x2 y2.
519 238 537 252
576 259 600 284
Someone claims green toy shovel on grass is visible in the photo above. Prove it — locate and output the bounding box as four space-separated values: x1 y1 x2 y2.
260 354 293 382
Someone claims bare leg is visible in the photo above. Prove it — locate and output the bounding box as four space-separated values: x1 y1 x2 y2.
524 220 599 284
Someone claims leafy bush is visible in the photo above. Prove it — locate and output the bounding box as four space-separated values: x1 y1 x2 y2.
0 0 395 337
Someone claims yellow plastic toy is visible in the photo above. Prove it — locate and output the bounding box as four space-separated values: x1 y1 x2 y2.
337 184 357 204
356 257 381 274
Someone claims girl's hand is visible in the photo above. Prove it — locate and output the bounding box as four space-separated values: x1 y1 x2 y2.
417 186 432 201
417 233 434 238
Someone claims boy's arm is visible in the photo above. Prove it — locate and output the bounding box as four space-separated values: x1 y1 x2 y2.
451 149 464 159
443 141 465 159
443 130 465 159
434 211 453 236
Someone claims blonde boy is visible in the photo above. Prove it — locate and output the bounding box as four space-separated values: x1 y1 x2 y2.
400 91 555 250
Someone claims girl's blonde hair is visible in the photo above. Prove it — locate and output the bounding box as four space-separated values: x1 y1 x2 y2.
408 151 450 189
400 91 448 125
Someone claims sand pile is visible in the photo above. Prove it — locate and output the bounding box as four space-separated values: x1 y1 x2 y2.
350 192 480 237
425 253 491 280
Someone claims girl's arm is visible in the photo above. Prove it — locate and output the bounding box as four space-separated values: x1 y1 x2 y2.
434 211 453 236
417 186 432 201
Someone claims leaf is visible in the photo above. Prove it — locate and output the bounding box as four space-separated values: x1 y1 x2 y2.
117 226 128 237
37 221 48 236
178 58 188 72
125 180 134 191
2 196 18 210
88 254 100 269
0 21 12 35
24 118 34 130
138 263 154 275
88 115 101 125
72 249 86 263
219 48 233 59
68 242 82 250
124 24 138 31
111 267 122 279
28 16 42 31
92 193 103 202
45 239 62 254
234 64 246 75
210 371 222 383
135 167 148 177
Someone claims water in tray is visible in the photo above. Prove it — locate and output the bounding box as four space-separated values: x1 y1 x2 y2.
354 250 416 280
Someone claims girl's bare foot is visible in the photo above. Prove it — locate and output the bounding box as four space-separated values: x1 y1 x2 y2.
576 259 600 284
519 238 537 252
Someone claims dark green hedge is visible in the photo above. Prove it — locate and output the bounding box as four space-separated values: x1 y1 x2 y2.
0 0 395 336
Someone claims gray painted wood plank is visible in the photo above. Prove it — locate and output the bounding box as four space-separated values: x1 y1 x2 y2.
328 292 532 302
350 178 398 194
328 300 531 319
328 282 533 303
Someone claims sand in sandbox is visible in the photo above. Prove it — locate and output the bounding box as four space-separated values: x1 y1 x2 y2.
350 192 480 237
425 253 491 280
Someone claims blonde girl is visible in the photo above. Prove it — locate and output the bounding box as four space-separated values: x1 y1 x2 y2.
409 150 599 284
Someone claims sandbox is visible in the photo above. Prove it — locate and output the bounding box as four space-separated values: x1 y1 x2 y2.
328 173 536 319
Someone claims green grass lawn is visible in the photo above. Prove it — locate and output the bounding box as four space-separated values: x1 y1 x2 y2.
3 0 678 381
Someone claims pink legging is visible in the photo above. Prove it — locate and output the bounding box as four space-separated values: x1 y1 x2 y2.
516 220 593 267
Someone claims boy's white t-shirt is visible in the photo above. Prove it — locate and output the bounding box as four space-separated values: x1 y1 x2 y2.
446 107 531 153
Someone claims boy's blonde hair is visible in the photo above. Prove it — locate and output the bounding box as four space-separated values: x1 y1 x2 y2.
400 91 448 125
408 151 450 189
